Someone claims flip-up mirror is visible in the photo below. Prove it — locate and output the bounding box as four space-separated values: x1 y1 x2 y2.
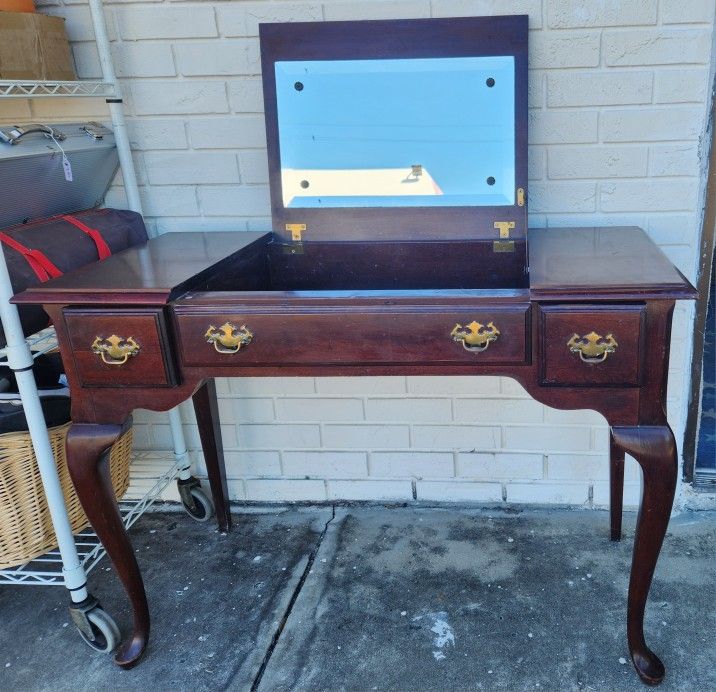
275 56 516 208
260 15 528 241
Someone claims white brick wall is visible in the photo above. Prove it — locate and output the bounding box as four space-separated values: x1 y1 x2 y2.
4 0 714 508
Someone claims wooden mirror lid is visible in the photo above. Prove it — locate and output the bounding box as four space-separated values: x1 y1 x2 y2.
260 15 528 244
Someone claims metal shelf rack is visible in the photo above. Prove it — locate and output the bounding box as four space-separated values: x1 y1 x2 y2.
0 454 184 587
0 80 116 99
0 0 194 653
0 326 58 361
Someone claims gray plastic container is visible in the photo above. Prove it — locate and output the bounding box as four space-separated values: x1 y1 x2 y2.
0 122 119 229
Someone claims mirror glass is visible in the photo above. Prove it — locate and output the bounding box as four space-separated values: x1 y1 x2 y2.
275 56 515 209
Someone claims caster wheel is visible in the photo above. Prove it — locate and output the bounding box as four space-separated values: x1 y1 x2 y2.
183 486 214 522
77 607 121 653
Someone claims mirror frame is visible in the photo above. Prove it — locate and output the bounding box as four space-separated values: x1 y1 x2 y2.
260 15 528 242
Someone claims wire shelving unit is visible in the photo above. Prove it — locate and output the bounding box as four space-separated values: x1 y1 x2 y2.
0 0 196 653
0 81 116 99
0 455 184 587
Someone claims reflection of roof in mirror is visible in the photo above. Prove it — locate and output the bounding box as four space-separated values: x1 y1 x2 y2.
282 166 443 207
275 56 516 209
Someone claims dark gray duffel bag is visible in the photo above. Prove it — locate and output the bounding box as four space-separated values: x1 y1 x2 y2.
0 208 148 348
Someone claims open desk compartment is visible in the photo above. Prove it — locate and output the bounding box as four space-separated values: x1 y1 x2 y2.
214 15 529 294
172 15 531 367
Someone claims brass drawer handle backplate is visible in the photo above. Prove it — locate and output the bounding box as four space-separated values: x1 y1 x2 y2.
205 322 253 354
567 331 618 363
91 335 141 366
451 321 500 353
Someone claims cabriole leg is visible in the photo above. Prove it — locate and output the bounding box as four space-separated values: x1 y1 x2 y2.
609 430 625 541
66 421 149 668
192 379 231 532
611 425 677 685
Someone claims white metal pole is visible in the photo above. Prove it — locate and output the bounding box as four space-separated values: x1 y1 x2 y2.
88 0 191 475
0 253 88 599
87 0 142 217
108 98 143 217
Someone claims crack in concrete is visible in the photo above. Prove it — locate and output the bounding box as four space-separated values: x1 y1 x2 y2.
250 505 337 692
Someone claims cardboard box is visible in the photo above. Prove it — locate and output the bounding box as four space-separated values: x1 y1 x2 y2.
0 0 35 12
0 12 76 80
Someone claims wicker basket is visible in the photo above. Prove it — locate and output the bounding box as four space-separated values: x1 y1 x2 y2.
0 422 132 569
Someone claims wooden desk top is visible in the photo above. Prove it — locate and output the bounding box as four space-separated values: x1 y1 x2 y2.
13 226 696 306
528 226 696 300
13 231 268 305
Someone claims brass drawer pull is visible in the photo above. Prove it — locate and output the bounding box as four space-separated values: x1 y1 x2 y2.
205 322 253 354
451 321 500 352
567 331 618 363
91 335 141 366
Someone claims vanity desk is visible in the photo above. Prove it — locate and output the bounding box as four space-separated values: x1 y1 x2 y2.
14 16 696 685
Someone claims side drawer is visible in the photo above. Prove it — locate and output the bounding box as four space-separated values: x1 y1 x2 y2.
64 308 176 387
540 304 645 386
175 304 530 367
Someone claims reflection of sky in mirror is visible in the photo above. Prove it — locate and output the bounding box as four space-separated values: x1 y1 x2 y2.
275 56 515 208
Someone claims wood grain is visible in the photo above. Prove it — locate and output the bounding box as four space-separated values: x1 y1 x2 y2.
529 227 697 300
260 15 528 244
66 419 149 669
611 425 677 685
64 308 177 387
192 379 231 533
175 304 530 368
539 304 646 386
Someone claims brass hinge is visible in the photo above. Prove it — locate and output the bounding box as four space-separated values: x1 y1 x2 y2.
493 240 515 253
494 221 515 239
517 187 525 207
285 223 306 242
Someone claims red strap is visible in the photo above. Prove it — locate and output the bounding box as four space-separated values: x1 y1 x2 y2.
62 215 112 260
0 233 63 282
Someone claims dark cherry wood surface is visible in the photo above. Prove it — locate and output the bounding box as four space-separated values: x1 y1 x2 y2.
609 431 625 541
12 226 697 685
265 240 529 291
14 226 696 306
529 227 697 300
611 425 678 684
192 379 232 533
260 15 529 244
539 304 646 386
14 231 268 305
66 418 149 669
175 303 529 367
65 308 176 388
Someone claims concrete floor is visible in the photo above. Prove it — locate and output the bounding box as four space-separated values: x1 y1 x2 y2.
0 505 714 691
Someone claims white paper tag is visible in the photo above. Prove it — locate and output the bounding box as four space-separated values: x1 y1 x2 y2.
62 154 73 182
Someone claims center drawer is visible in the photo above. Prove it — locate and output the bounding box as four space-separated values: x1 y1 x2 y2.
174 304 530 367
